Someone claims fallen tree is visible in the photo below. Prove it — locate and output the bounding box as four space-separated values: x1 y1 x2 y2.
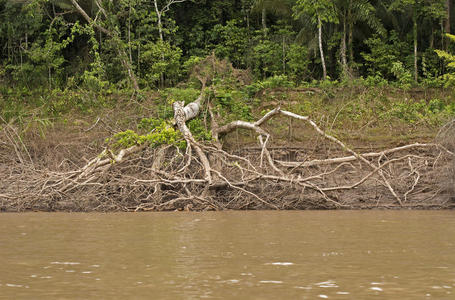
1 57 454 211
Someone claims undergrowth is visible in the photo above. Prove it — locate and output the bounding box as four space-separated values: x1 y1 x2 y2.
2 78 455 147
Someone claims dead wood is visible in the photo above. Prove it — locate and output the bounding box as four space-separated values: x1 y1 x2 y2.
1 90 454 211
0 105 454 211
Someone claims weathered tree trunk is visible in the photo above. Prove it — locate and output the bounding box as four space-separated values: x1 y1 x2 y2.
318 16 327 80
173 101 212 184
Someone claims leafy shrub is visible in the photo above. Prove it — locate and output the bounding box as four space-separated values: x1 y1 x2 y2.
111 120 185 150
187 118 212 141
362 32 411 80
182 56 205 76
378 98 454 126
211 86 252 122
140 41 182 87
161 88 201 105
251 40 283 78
391 62 413 89
287 44 310 82
358 75 389 87
245 75 295 96
209 20 249 68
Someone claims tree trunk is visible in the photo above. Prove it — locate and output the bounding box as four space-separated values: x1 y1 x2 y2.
282 36 286 74
341 18 348 78
119 48 140 91
137 31 141 76
413 8 418 82
154 0 164 42
347 0 354 65
262 7 267 37
446 0 451 35
128 1 132 63
153 0 165 86
318 16 327 80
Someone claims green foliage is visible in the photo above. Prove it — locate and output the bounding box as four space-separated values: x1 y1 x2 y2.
211 85 253 122
182 56 205 75
362 32 411 80
287 44 310 82
252 39 283 78
0 0 453 92
260 75 295 88
293 0 338 24
357 75 389 87
435 34 455 87
391 61 413 89
79 24 109 92
421 48 444 85
140 41 182 87
161 88 201 105
111 120 185 150
377 98 455 126
244 75 295 97
209 20 249 68
187 118 212 141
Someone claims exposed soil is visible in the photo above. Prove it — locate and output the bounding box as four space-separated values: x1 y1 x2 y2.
1 107 454 212
2 79 455 212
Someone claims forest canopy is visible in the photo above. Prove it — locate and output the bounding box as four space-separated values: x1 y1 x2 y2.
0 0 454 90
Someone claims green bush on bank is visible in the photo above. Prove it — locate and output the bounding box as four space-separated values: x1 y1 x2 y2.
110 119 185 150
2 72 455 149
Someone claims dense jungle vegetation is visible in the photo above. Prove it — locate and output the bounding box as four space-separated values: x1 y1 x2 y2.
2 0 455 140
2 0 455 211
1 0 455 93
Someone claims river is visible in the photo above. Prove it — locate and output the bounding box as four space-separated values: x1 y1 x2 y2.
0 211 454 299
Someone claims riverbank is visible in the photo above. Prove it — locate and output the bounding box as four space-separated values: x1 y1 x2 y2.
1 83 454 211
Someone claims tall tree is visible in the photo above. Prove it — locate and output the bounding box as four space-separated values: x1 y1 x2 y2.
445 0 451 35
252 0 292 37
389 0 447 81
343 0 385 73
293 0 338 80
389 0 420 81
153 0 187 42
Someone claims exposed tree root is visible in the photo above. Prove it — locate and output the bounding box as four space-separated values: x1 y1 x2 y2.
1 102 454 211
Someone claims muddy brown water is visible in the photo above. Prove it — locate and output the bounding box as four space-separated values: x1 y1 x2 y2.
0 211 454 299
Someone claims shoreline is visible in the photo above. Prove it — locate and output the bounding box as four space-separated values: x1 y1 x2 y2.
1 86 454 212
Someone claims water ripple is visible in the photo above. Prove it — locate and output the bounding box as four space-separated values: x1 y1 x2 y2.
265 262 294 266
260 280 283 284
315 280 338 288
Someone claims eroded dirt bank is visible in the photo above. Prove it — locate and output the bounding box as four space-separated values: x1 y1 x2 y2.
1 105 454 212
